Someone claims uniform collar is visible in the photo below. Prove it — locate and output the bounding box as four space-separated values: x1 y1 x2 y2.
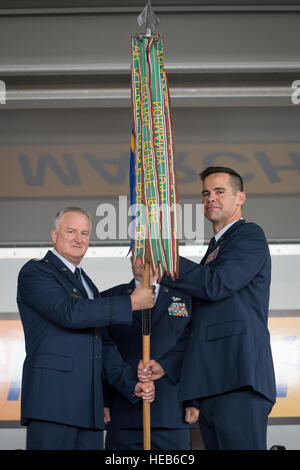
44 250 96 299
52 249 81 273
214 218 244 243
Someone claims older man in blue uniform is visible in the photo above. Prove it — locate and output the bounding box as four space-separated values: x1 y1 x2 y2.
139 167 276 450
102 256 198 450
17 207 155 450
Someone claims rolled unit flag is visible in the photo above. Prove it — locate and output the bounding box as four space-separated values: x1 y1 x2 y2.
130 34 179 280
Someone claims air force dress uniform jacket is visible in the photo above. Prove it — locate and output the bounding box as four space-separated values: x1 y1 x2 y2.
17 250 138 430
101 281 194 430
162 220 277 405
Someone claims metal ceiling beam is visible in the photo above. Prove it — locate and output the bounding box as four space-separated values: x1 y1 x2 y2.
3 83 295 109
1 1 300 15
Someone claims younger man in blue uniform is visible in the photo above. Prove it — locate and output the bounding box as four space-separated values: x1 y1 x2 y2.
139 167 276 450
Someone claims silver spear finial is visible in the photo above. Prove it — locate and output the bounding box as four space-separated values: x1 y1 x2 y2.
137 0 160 37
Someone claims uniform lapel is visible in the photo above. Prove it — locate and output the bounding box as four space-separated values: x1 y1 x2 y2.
151 285 170 329
201 237 216 265
44 250 88 298
201 219 246 265
81 269 100 299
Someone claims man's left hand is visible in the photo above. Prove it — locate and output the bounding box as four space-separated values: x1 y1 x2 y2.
134 381 155 403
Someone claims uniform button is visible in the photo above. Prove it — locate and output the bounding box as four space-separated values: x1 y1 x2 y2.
95 335 98 340
94 355 99 360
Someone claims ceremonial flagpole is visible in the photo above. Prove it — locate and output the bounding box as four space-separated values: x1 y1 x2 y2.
142 261 151 450
130 1 179 450
137 2 159 450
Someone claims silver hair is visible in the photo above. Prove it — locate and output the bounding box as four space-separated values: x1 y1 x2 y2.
54 207 92 231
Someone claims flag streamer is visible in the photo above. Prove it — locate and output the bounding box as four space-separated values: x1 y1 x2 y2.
130 34 179 280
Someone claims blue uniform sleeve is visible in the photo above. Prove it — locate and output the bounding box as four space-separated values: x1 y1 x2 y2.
162 225 269 302
17 261 133 329
103 380 112 408
158 321 193 385
102 331 139 404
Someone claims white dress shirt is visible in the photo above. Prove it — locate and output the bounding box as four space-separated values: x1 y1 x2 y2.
214 218 243 243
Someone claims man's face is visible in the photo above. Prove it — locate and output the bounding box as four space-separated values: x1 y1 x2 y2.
51 211 90 265
131 256 144 282
202 173 245 227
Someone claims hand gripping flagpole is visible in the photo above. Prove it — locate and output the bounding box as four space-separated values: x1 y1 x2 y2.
137 1 159 451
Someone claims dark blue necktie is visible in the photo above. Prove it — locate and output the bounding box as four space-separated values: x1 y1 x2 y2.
201 237 216 265
207 236 216 254
74 267 83 286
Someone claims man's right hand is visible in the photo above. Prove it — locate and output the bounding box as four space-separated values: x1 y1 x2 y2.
185 406 199 424
104 407 111 425
137 359 165 382
130 284 155 311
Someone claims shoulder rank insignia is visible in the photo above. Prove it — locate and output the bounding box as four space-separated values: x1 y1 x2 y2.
168 301 189 317
70 293 83 299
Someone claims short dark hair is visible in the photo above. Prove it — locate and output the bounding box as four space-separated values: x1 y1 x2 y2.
199 166 244 193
